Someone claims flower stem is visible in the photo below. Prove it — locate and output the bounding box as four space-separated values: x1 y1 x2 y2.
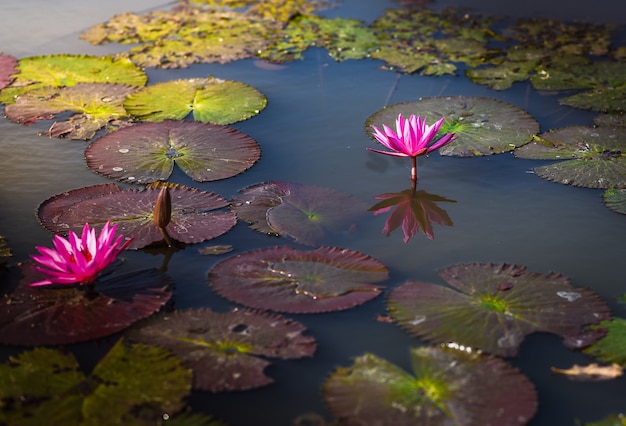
411 156 418 183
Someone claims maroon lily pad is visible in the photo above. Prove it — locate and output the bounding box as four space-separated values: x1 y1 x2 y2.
0 262 173 346
208 246 388 313
231 182 368 246
387 263 611 357
4 83 136 140
0 54 18 91
37 184 236 249
85 120 261 183
126 308 316 392
323 346 537 426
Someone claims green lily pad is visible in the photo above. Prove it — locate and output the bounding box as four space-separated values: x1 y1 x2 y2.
127 308 316 392
4 83 136 140
231 182 368 246
515 126 626 189
583 413 626 426
0 54 146 104
366 97 539 157
323 346 537 426
208 246 388 313
583 318 626 367
0 54 18 91
81 7 279 69
594 113 626 128
37 184 237 250
0 263 172 346
603 188 626 214
387 263 611 357
85 120 261 183
189 0 335 22
0 339 191 425
123 77 267 124
465 47 541 90
530 61 626 113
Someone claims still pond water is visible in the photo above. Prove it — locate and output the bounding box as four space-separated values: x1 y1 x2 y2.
1 0 625 425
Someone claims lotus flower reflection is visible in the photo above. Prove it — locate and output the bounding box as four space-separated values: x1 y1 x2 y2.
369 113 456 182
369 186 456 242
30 221 132 287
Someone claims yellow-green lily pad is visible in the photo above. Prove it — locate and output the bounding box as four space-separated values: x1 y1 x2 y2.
323 346 537 425
0 54 146 104
583 318 626 367
603 189 626 214
124 77 267 124
515 126 626 188
366 97 539 157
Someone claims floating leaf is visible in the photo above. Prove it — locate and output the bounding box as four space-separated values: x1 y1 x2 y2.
515 126 626 189
366 97 539 157
198 245 234 255
594 113 626 128
0 339 191 424
583 318 626 367
369 186 456 242
231 182 368 246
323 346 537 426
603 189 626 214
0 263 172 346
38 184 236 249
0 53 18 91
584 413 626 426
124 77 267 124
551 363 623 381
0 54 146 104
387 263 610 357
86 120 260 183
4 83 136 140
208 246 388 313
127 308 316 392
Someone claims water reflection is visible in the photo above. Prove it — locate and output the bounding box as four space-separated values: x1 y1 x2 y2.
369 181 456 242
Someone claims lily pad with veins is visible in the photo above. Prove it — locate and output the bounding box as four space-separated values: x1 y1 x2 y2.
515 126 626 188
323 346 537 426
0 54 18 91
86 120 260 183
583 318 626 367
123 77 267 124
387 263 611 357
127 308 316 392
37 183 236 249
0 54 146 104
208 246 388 313
0 263 173 346
231 182 369 246
4 83 136 140
603 189 626 214
366 97 539 157
0 339 191 424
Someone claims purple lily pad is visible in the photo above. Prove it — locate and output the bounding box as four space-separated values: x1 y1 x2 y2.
4 83 136 140
37 184 236 249
0 54 18 91
323 346 537 426
231 182 368 246
0 262 173 346
85 120 261 183
387 263 611 357
208 246 388 313
127 308 316 392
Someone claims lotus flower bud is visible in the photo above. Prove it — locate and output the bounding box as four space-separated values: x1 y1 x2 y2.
153 187 172 229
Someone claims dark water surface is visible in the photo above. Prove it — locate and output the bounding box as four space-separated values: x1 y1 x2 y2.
1 0 625 425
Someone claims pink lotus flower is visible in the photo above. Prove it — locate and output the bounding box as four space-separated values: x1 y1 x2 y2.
30 221 132 287
369 113 456 181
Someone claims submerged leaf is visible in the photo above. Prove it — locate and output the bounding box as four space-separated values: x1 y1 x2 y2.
86 120 260 183
387 263 611 357
323 346 537 426
127 308 316 392
208 246 388 313
0 264 172 345
366 97 539 157
38 184 236 249
0 54 146 104
4 83 136 140
0 339 191 424
231 182 368 246
515 126 626 189
124 77 267 124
